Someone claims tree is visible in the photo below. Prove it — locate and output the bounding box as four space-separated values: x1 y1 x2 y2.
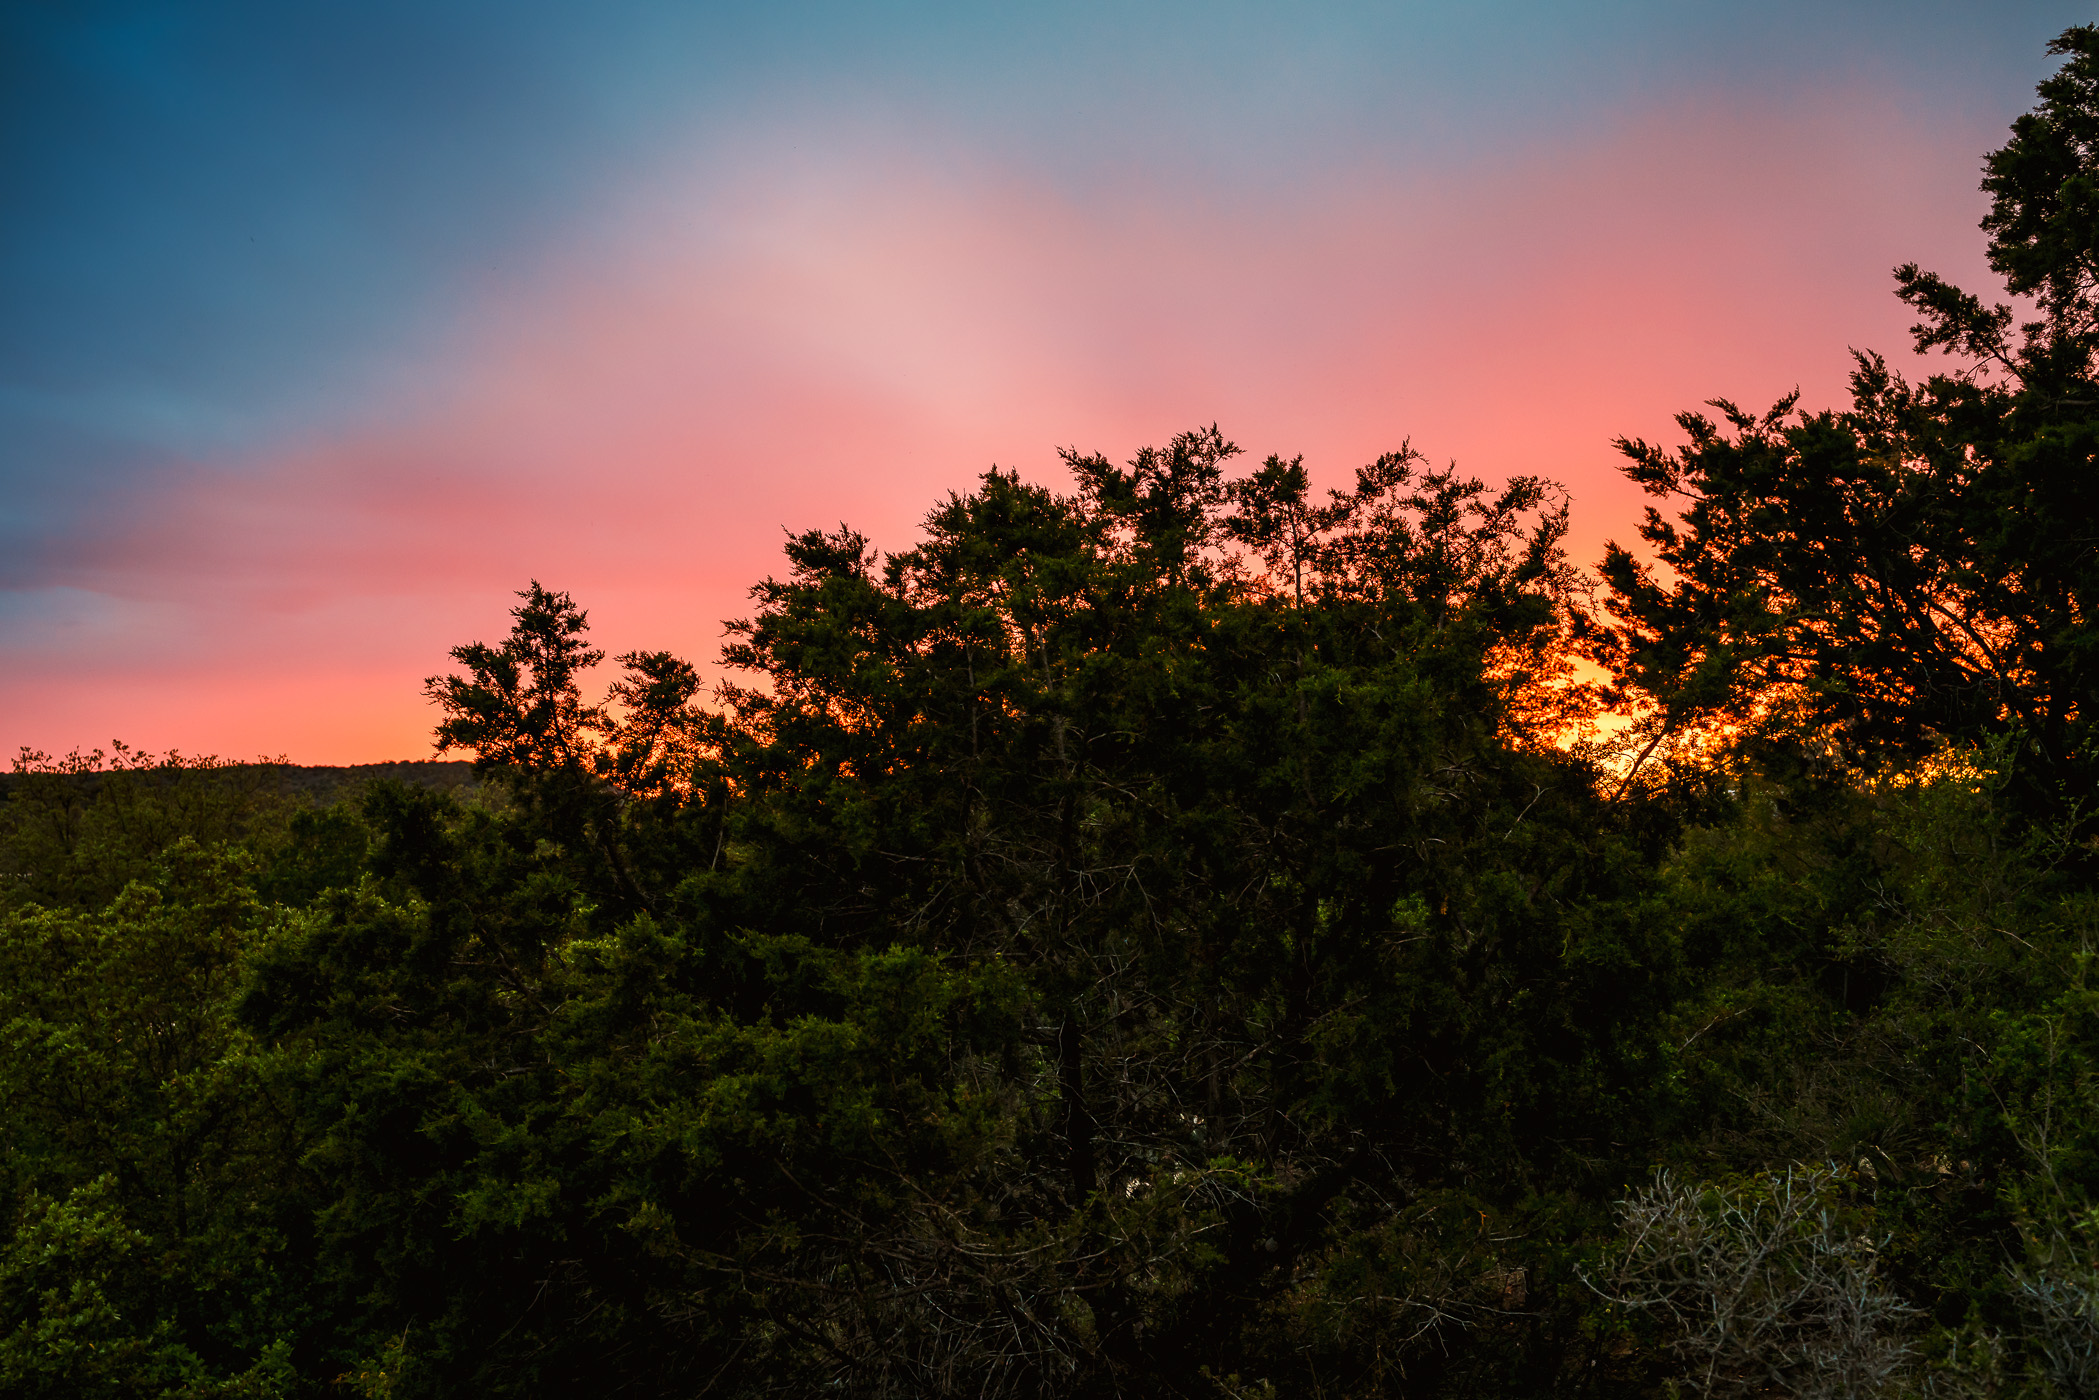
0 843 297 1397
425 582 608 776
695 433 1654 1395
204 427 1673 1397
1594 26 2099 817
423 581 718 918
1590 1167 1918 1400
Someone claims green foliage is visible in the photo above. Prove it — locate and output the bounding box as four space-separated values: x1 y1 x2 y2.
0 746 300 913
0 841 299 1397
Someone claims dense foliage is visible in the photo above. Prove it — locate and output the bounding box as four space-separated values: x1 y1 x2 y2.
9 27 2099 1399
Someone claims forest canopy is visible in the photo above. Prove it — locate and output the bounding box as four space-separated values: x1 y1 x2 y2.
7 25 2099 1400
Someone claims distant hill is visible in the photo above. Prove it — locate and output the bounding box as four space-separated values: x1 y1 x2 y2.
0 759 486 807
248 760 488 805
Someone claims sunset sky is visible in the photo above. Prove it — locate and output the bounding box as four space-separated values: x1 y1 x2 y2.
3 1 2084 764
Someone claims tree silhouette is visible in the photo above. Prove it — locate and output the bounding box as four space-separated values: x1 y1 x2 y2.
1595 27 2099 820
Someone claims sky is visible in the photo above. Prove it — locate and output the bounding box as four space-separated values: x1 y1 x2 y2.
1 0 2087 764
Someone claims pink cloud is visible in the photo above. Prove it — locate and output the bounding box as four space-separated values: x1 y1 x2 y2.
4 84 2005 763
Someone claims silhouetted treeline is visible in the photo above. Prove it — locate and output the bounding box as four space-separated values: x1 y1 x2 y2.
7 26 2099 1400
